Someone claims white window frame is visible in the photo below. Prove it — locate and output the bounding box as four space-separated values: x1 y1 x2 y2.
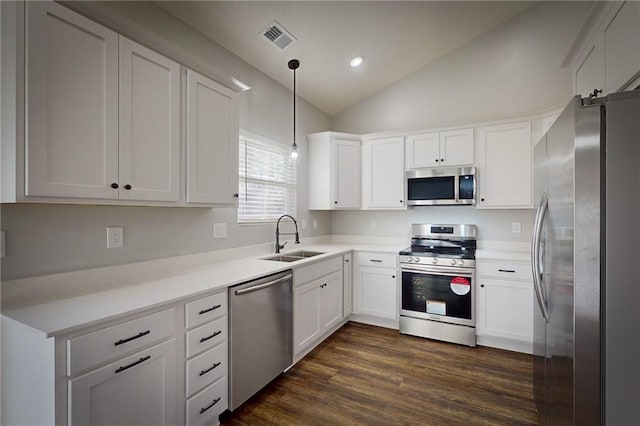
238 129 297 224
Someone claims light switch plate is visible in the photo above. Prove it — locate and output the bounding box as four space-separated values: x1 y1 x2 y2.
512 222 522 233
107 227 124 248
301 219 308 230
213 223 227 239
313 219 318 230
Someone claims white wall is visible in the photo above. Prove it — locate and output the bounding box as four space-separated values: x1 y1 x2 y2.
332 1 590 133
329 1 590 244
0 1 331 280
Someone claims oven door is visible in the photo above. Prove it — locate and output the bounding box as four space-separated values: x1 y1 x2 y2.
400 264 475 327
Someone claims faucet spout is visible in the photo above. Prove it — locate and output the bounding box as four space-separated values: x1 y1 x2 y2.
275 214 300 253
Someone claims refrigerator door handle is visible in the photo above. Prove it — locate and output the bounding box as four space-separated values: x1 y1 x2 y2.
532 191 550 323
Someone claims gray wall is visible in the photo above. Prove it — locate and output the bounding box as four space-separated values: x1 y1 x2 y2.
1 1 331 280
329 1 590 244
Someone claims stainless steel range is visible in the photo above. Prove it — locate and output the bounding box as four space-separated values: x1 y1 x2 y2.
399 224 477 347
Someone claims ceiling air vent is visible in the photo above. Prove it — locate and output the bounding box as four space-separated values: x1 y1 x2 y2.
261 21 296 51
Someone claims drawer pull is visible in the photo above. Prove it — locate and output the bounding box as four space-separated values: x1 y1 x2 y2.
114 330 150 346
199 397 221 415
115 355 151 374
370 259 382 263
199 361 222 377
498 269 516 273
198 304 222 315
200 330 222 343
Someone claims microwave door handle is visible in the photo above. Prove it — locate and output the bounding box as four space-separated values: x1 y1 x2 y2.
454 173 460 204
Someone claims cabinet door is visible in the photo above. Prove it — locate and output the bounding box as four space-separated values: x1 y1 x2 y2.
293 281 321 354
118 37 180 202
604 1 640 93
319 272 343 331
69 339 177 425
476 121 532 209
187 70 239 204
343 254 353 318
331 139 360 209
354 266 397 320
476 278 533 343
440 128 473 166
25 1 118 199
405 132 439 168
362 137 405 209
575 37 604 98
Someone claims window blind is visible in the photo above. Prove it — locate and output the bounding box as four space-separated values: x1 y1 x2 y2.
238 132 296 223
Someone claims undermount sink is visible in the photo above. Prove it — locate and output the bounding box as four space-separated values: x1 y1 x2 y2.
262 251 325 262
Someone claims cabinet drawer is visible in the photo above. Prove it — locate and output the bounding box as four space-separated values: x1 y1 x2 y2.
185 291 227 329
186 317 227 358
186 376 227 426
354 252 397 269
186 343 227 398
67 308 175 376
294 256 342 287
477 260 531 281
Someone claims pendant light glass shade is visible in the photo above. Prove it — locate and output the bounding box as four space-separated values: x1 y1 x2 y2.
288 59 300 163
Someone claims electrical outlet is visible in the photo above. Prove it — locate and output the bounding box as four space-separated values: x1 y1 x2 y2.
313 219 318 230
512 222 522 233
301 219 308 230
107 227 124 248
370 220 377 230
1 230 6 258
213 223 227 239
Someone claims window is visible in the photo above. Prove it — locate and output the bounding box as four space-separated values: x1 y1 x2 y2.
238 130 296 223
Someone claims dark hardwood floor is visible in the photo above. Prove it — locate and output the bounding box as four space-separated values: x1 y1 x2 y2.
221 322 539 425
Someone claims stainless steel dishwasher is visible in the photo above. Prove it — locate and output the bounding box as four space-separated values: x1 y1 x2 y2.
229 270 293 410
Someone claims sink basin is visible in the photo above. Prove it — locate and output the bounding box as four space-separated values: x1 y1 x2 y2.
285 251 325 258
262 251 325 262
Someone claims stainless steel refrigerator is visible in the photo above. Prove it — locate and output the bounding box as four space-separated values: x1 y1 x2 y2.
532 90 640 425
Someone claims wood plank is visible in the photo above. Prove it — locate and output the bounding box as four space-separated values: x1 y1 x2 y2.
221 322 538 425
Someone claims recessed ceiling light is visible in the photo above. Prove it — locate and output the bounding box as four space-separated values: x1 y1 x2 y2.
350 56 364 68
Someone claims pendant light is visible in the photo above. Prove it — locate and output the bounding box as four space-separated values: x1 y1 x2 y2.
288 59 300 162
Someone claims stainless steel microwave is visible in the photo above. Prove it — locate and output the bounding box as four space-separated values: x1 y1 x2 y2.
406 167 476 206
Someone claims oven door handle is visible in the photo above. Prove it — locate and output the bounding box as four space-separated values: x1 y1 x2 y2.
401 266 473 277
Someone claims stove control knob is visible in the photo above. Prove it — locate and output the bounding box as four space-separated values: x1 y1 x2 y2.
458 260 465 266
407 257 413 263
450 259 457 266
432 258 438 264
414 257 421 263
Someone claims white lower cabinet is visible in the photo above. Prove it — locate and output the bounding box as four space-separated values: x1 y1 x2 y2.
186 377 227 426
476 259 533 353
293 255 346 360
69 339 177 425
352 252 398 328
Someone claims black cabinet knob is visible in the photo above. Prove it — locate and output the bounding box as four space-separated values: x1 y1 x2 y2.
124 184 132 190
392 275 396 279
400 200 403 204
334 201 338 204
480 284 485 288
110 183 119 189
233 193 239 198
440 158 444 162
481 198 485 202
435 159 439 162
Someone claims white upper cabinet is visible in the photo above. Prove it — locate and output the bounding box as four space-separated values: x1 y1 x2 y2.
25 2 182 203
25 1 119 199
573 1 640 97
119 37 181 202
405 128 473 169
476 121 532 209
362 137 405 209
186 70 239 205
308 132 361 210
604 1 640 94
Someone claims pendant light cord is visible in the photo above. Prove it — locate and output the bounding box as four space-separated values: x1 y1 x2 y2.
293 67 296 148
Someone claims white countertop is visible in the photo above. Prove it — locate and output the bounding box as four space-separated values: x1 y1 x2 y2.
1 240 404 338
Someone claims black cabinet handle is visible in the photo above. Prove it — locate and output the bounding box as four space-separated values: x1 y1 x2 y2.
440 158 444 162
435 159 439 162
334 201 338 204
200 397 221 415
200 330 222 343
480 284 485 288
370 259 382 263
498 269 516 273
233 193 239 198
111 183 119 189
199 361 222 377
400 200 403 204
392 275 396 279
115 355 151 374
124 184 132 190
345 259 349 263
481 198 485 202
114 330 150 346
198 304 222 315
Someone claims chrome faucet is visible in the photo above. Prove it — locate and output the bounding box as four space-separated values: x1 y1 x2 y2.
275 214 300 253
